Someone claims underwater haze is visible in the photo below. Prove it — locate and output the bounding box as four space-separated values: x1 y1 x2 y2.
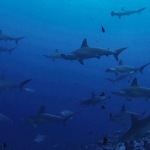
0 0 150 149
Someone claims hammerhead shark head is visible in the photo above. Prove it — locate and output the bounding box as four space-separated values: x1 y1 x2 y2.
61 38 127 65
111 7 146 19
0 77 32 90
81 92 110 106
120 115 150 141
105 60 150 76
0 30 25 44
112 77 150 100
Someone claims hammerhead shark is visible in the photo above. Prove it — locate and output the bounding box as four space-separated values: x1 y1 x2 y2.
44 53 63 61
120 115 150 141
0 77 32 90
0 30 25 44
24 106 77 127
111 7 146 19
61 38 127 65
112 77 150 100
0 46 16 54
109 104 144 127
105 60 150 76
81 92 110 106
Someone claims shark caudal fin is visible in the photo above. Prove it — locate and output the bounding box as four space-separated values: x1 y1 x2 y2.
15 36 25 44
19 79 32 90
139 63 150 73
114 47 128 61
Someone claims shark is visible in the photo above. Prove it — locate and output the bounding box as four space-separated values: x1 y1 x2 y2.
0 46 16 54
112 77 150 100
120 115 150 141
0 78 32 91
109 105 144 127
106 72 135 84
105 60 150 76
61 38 127 65
24 106 76 127
44 53 63 61
0 30 25 44
111 7 146 19
81 92 110 106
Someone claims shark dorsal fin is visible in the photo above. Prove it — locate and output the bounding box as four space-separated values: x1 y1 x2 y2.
91 92 96 98
121 104 126 112
80 38 88 48
118 60 123 65
131 77 138 87
131 115 140 127
38 105 45 114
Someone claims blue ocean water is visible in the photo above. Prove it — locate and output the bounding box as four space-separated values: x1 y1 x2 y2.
0 0 150 149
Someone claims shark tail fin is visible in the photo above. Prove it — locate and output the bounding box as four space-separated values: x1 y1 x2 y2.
139 63 150 73
114 47 128 61
19 79 32 90
8 47 16 55
105 78 115 84
15 36 25 44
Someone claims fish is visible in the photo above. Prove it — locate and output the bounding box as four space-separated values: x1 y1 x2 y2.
105 72 135 84
105 60 150 75
44 53 63 61
81 92 110 106
0 30 25 44
61 38 127 65
101 26 105 33
112 77 150 100
23 106 75 127
0 46 16 54
120 115 150 141
109 105 144 126
0 78 32 90
111 7 146 19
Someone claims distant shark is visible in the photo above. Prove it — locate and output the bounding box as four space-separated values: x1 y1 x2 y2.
120 115 150 141
0 30 25 44
61 38 127 65
112 77 150 100
0 46 16 54
24 106 77 127
111 7 146 19
81 92 110 106
0 77 32 91
109 104 144 127
105 60 150 76
106 72 135 84
44 53 63 61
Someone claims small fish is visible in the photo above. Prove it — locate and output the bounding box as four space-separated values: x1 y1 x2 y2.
101 26 105 33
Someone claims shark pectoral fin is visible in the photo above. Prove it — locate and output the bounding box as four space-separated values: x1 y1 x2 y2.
119 15 121 19
19 79 32 90
78 59 84 65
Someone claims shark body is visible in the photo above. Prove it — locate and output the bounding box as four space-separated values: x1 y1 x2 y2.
81 92 109 106
61 38 127 65
0 46 16 54
24 106 77 127
0 30 25 44
111 7 146 19
0 78 32 90
105 60 150 76
112 77 150 100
